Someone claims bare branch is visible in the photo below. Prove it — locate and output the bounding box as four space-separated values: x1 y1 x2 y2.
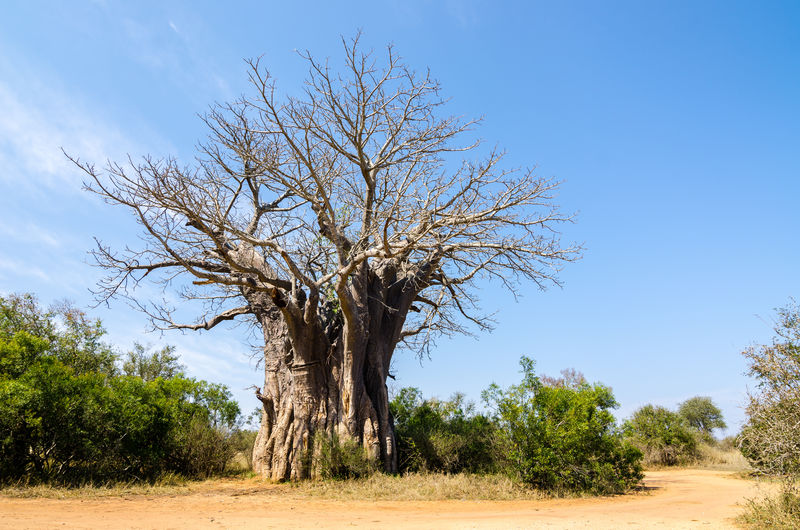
170 305 252 331
70 37 579 356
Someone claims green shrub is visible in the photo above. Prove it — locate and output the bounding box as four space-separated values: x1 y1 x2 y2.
736 301 800 528
623 405 699 466
677 396 726 443
0 293 242 484
391 388 498 474
229 429 258 470
314 433 377 480
482 357 643 494
739 301 800 479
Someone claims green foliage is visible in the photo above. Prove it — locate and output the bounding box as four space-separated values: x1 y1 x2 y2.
390 388 498 474
739 300 800 479
0 330 50 378
229 429 258 470
737 301 800 528
314 433 377 480
623 405 699 466
0 294 117 376
0 293 242 484
122 343 185 381
482 357 643 494
678 396 726 436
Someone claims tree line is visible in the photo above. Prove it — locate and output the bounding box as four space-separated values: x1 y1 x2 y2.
3 290 798 506
0 293 245 484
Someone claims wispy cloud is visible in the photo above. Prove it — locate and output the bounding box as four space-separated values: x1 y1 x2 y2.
120 15 234 103
445 0 482 27
0 69 143 196
0 257 50 283
0 220 63 248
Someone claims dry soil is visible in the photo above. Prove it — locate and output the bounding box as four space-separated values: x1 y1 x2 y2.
0 469 776 529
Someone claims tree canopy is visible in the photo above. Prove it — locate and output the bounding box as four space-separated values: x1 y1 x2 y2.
677 396 726 435
72 35 578 347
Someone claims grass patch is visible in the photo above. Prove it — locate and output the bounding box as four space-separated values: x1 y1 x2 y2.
640 444 752 473
288 472 554 501
0 470 257 499
0 481 191 499
695 444 752 472
1 471 638 502
737 488 800 529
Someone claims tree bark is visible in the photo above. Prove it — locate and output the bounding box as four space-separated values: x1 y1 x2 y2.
249 278 401 481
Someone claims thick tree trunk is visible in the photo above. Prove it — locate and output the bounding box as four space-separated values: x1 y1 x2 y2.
247 257 427 481
250 293 398 480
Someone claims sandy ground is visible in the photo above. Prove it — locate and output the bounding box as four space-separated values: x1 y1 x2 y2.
0 469 776 529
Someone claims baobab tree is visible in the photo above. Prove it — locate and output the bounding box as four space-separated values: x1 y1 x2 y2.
71 36 580 480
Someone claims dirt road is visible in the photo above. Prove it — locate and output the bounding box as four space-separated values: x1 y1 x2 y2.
0 470 774 529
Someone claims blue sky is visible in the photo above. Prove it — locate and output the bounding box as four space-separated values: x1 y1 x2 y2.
1 1 798 433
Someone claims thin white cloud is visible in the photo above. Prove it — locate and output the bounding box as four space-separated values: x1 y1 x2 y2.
0 76 142 196
0 257 50 282
445 0 481 27
0 220 63 248
119 14 234 104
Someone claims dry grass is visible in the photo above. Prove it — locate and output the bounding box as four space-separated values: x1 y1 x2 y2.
737 488 800 529
0 471 258 499
0 479 191 499
1 472 554 502
695 444 752 472
641 444 752 473
286 472 548 501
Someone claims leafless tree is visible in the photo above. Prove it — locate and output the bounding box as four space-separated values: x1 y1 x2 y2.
70 36 580 480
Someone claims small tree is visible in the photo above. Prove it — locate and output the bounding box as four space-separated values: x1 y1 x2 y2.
122 343 185 381
0 293 242 483
0 293 117 376
623 405 699 466
739 300 800 478
483 357 642 494
678 396 726 437
390 387 498 474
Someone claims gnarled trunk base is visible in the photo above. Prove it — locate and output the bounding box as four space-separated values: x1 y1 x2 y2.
250 300 396 480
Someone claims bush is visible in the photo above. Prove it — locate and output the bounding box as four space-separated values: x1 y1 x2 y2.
677 396 726 440
391 388 498 474
482 357 643 494
739 301 800 479
0 362 241 483
736 301 800 528
314 433 377 480
0 293 242 484
229 429 258 470
623 405 699 466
